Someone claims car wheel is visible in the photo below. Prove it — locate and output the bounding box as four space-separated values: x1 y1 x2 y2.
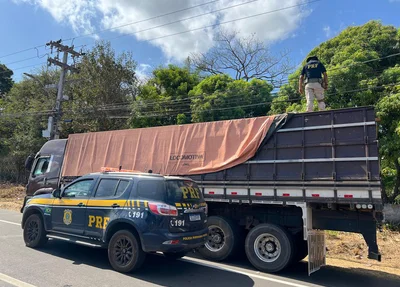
108 230 146 273
23 213 48 248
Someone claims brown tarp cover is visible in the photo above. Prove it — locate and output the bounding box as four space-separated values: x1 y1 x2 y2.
61 116 275 177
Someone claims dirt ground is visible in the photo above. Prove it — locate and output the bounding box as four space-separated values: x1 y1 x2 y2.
325 229 400 276
1 183 399 275
0 183 25 211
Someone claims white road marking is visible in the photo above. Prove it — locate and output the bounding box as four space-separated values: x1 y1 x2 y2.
180 257 314 287
0 220 20 226
0 273 36 287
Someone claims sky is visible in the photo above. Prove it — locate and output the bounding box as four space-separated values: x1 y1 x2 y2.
0 0 400 82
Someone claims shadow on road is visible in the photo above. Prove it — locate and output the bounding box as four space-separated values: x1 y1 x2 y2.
37 241 255 287
216 255 400 287
36 240 400 287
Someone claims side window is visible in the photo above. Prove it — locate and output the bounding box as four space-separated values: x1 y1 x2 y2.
115 180 130 197
32 157 50 176
137 180 165 201
63 179 94 198
95 179 119 198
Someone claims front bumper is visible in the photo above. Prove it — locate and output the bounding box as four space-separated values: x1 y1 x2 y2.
142 227 208 253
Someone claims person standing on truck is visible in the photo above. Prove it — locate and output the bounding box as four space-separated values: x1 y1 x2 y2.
298 56 328 112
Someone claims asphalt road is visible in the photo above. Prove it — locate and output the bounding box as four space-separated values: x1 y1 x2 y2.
1 209 399 287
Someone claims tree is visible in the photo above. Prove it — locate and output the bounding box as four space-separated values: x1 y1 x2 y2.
0 42 139 182
271 21 400 201
0 64 13 97
0 70 54 182
376 65 400 203
62 41 138 133
191 30 291 87
274 21 400 113
130 65 200 128
190 74 273 122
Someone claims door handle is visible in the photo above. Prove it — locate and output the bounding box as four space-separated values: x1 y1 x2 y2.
77 202 85 207
112 203 120 208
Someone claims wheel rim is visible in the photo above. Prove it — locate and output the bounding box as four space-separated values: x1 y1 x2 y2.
113 236 134 267
253 233 281 263
205 225 225 252
26 219 39 242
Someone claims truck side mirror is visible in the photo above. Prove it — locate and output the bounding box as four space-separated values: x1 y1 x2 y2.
25 155 34 171
52 188 61 199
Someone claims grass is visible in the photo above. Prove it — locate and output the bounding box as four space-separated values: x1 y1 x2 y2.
1 183 399 274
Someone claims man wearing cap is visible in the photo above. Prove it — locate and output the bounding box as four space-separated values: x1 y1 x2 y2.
298 56 328 112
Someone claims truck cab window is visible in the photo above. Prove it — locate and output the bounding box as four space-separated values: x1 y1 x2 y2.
32 157 50 176
63 179 94 198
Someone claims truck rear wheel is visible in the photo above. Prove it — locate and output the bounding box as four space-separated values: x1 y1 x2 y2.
197 216 242 261
245 224 294 273
108 230 146 273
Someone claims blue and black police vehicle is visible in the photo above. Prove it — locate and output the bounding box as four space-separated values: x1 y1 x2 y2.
21 171 208 273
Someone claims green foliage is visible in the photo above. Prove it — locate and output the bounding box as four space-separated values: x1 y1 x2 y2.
63 41 137 133
130 65 200 128
0 64 13 96
278 21 400 113
190 75 273 122
0 42 138 182
274 21 400 201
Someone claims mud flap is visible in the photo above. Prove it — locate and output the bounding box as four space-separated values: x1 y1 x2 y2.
307 230 326 275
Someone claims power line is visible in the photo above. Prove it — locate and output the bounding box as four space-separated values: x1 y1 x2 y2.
62 0 222 42
115 81 400 119
3 56 38 66
0 62 47 76
4 80 398 119
109 0 322 44
0 0 319 64
0 0 222 60
106 0 262 42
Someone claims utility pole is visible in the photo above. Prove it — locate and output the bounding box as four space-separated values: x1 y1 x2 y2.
46 40 83 139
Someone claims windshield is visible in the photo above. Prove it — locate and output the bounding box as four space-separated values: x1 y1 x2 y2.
166 180 203 203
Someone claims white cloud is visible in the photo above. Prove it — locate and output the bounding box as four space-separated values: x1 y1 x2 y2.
389 0 400 3
13 0 313 61
14 0 98 35
136 63 152 83
323 26 332 38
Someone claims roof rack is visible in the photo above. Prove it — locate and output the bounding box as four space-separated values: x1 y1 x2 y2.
100 167 161 177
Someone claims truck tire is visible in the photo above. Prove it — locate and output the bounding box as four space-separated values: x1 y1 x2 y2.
245 224 294 273
108 230 146 273
197 216 242 261
23 213 48 248
293 233 308 263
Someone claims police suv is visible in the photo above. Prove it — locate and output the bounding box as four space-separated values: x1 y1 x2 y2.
21 172 208 272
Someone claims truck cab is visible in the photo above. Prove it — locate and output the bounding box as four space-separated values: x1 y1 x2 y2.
23 139 67 211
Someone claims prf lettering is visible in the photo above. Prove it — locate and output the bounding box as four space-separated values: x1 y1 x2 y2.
88 215 110 229
181 187 200 199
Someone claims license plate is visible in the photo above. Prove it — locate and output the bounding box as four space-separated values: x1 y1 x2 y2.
189 214 201 221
